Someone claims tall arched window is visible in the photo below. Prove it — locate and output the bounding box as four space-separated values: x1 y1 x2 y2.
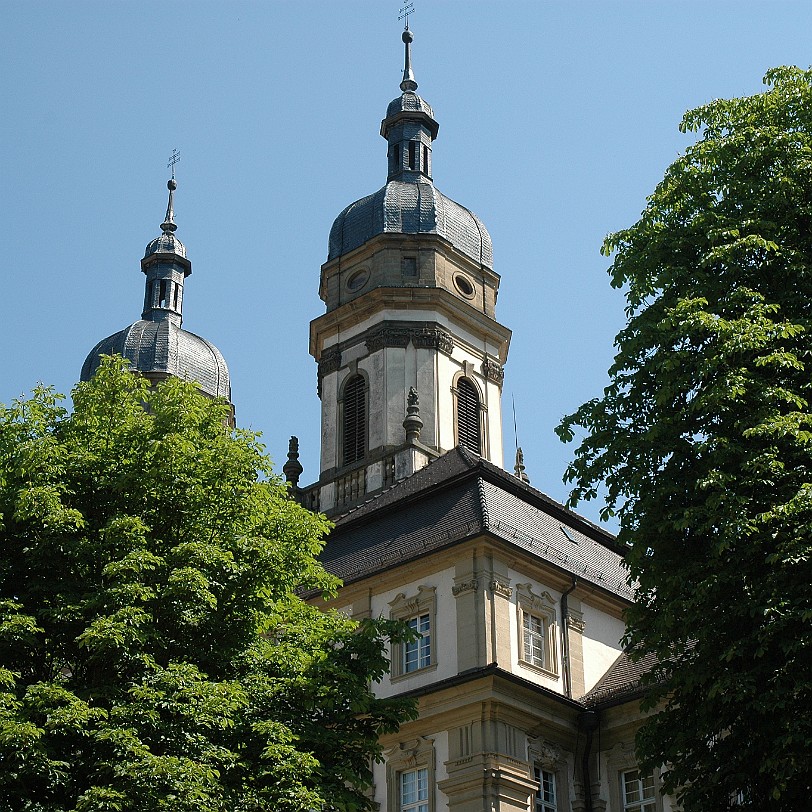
456 377 481 454
342 374 366 465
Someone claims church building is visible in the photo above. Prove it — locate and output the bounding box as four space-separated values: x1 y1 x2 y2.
81 25 674 812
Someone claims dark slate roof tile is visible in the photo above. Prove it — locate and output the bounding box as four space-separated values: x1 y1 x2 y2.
581 648 659 707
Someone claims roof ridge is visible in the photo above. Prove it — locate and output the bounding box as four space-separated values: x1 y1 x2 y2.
477 476 490 530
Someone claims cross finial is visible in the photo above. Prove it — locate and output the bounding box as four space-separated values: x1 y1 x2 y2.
398 1 414 30
167 148 181 179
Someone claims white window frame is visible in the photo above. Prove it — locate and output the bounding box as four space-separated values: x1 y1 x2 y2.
400 766 429 812
534 765 558 812
621 768 656 812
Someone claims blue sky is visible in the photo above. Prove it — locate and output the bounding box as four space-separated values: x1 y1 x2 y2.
3 1 811 528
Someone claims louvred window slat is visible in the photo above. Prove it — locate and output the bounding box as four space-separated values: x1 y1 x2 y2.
343 374 366 465
457 377 481 453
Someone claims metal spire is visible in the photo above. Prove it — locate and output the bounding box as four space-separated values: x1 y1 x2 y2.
161 150 180 234
399 4 417 92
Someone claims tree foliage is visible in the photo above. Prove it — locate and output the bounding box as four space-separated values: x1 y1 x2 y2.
558 67 812 810
0 358 414 812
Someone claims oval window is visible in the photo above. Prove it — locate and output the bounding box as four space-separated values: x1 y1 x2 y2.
346 268 369 291
453 273 475 298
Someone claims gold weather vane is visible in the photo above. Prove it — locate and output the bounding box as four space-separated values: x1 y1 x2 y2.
398 1 414 29
167 148 181 179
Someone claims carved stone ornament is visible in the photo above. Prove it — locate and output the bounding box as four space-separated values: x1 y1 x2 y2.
452 578 479 597
529 737 563 768
384 736 435 770
489 579 513 599
317 347 342 378
481 357 505 385
567 610 586 634
516 583 555 614
412 327 454 355
366 327 412 354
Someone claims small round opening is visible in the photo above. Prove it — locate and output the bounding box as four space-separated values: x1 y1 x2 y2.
453 273 475 298
346 268 369 291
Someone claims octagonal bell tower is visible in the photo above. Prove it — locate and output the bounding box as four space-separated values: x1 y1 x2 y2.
307 28 511 515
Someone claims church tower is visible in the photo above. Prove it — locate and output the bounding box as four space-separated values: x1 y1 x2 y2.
307 28 511 515
81 177 233 414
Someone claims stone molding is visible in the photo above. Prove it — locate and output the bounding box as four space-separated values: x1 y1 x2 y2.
567 609 586 633
365 326 412 353
481 356 505 385
489 579 513 599
412 326 454 354
452 578 479 597
365 324 454 356
528 738 564 769
318 346 342 376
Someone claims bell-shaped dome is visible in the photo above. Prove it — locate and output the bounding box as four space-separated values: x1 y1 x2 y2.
144 231 187 259
81 177 232 404
81 320 231 400
327 28 492 270
385 90 436 122
329 178 493 268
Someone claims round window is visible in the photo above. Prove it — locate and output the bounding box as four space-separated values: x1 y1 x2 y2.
346 268 369 291
453 273 475 298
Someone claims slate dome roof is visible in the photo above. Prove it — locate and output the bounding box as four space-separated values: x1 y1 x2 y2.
385 89 435 120
328 179 493 269
81 319 231 401
144 232 187 259
81 177 231 403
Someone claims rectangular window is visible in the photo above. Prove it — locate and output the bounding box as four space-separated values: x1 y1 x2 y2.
408 140 416 170
401 767 429 812
523 612 546 669
534 766 557 812
404 613 431 673
622 769 656 812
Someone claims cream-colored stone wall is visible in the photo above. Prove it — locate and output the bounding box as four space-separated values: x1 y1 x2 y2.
580 602 626 694
506 569 565 693
372 566 458 699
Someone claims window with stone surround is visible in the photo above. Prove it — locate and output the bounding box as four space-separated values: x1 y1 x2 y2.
515 583 558 677
341 373 367 466
455 376 481 454
388 586 437 680
529 737 569 812
386 737 435 812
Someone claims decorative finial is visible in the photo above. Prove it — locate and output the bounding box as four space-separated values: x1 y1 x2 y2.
514 447 530 485
283 436 304 487
398 4 417 92
161 150 181 234
403 387 423 443
398 1 414 29
167 148 181 179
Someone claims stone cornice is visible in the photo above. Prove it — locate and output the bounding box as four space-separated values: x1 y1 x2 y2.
310 286 512 362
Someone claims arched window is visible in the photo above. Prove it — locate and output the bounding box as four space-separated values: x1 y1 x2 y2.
456 377 481 454
342 374 366 465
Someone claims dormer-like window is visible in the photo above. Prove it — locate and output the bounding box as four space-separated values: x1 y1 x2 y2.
342 374 367 466
456 377 481 454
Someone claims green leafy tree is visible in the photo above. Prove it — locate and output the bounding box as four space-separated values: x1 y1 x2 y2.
0 357 414 812
558 67 812 811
